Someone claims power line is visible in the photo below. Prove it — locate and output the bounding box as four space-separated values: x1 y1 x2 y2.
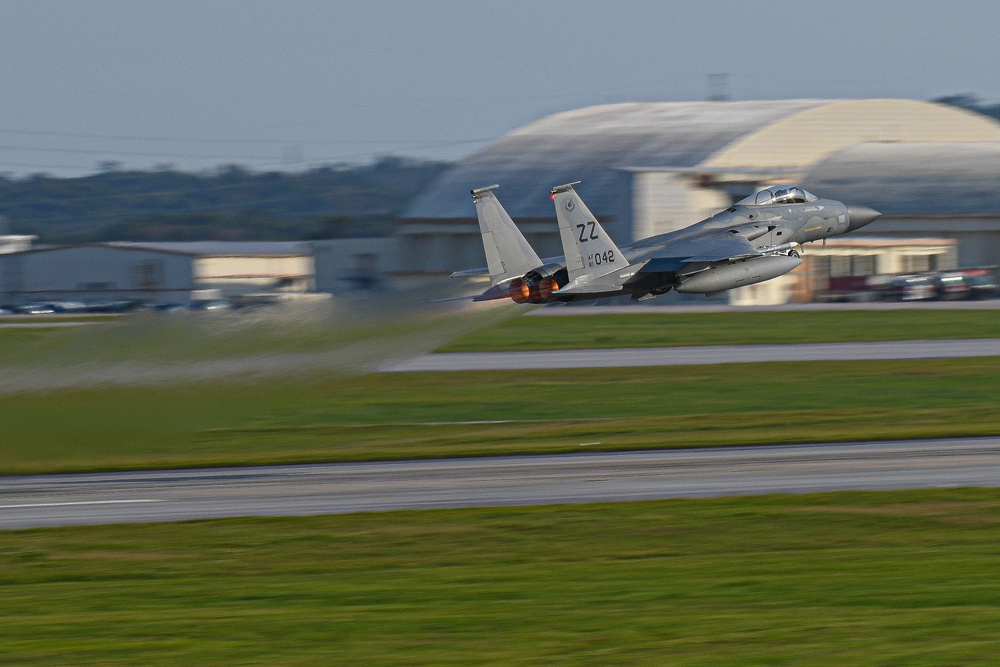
0 126 496 147
0 137 491 180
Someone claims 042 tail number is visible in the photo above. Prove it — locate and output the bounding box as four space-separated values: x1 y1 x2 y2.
588 250 615 266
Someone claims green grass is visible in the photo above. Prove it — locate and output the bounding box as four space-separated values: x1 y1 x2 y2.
2 307 999 474
441 309 1000 351
3 490 1000 665
3 358 1000 474
0 314 118 324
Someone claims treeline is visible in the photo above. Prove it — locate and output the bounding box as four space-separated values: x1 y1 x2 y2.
0 157 451 243
935 94 1000 122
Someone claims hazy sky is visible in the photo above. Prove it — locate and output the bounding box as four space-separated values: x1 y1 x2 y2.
1 0 999 176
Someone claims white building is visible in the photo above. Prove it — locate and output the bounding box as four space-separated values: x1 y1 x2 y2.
311 238 396 296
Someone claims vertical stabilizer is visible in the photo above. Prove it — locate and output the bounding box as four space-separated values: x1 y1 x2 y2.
550 182 627 283
472 185 542 285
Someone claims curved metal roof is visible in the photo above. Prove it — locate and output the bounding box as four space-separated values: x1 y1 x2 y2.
110 241 313 256
803 142 1000 216
405 100 831 219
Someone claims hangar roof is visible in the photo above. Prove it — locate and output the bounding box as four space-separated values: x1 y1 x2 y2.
405 99 1000 221
110 241 313 256
405 100 831 219
803 142 1000 216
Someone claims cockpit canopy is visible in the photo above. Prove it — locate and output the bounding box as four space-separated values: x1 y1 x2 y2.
736 185 818 207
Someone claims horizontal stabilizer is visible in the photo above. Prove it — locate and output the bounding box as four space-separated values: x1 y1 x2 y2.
425 282 514 303
553 280 624 295
450 266 489 278
424 294 481 303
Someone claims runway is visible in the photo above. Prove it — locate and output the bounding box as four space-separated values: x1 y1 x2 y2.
527 301 1000 315
0 320 98 329
381 338 1000 372
4 437 1000 529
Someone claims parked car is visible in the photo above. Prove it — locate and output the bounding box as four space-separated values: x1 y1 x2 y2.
870 275 936 302
16 303 56 314
935 270 999 300
151 303 188 313
45 301 89 313
85 301 139 313
189 298 231 311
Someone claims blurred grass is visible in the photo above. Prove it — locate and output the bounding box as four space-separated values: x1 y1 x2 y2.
441 309 1000 351
0 310 435 366
2 358 1000 474
0 301 518 370
0 315 117 323
3 490 1000 665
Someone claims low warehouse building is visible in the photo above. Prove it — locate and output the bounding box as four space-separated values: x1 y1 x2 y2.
0 244 195 306
113 242 315 296
731 237 959 305
0 241 316 307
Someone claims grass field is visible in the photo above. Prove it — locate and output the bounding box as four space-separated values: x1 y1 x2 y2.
3 310 999 664
1 307 999 474
2 357 1000 474
441 308 1000 351
3 489 1000 665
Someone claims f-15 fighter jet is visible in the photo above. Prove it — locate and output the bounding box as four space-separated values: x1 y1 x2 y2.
452 182 879 303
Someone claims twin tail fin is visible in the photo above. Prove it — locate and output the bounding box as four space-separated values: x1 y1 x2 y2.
471 185 542 286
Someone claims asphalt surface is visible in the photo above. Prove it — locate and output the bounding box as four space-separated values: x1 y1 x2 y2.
527 300 1000 315
0 321 97 328
4 437 1000 529
381 338 1000 372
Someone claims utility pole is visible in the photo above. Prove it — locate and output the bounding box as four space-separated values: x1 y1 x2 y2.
707 73 730 102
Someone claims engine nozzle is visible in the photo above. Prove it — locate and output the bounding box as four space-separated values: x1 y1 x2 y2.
508 278 531 304
508 266 567 304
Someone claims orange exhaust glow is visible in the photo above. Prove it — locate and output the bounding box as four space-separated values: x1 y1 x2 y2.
508 278 530 303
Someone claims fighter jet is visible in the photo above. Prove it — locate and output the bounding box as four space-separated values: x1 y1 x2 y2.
452 183 880 303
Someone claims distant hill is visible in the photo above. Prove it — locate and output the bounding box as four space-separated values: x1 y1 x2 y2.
0 157 451 243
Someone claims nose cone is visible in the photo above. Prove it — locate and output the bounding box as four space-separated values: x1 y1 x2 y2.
846 205 881 231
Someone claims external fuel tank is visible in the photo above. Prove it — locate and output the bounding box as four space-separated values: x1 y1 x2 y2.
675 254 802 294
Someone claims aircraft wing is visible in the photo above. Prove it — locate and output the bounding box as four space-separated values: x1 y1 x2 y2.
638 233 761 274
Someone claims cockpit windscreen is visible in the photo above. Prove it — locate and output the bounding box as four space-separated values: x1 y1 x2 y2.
736 186 818 206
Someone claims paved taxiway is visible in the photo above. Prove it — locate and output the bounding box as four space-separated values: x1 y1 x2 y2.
4 437 1000 529
526 300 1000 315
0 321 97 329
382 338 1000 372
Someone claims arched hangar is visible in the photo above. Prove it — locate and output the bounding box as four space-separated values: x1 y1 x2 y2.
803 141 1000 268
